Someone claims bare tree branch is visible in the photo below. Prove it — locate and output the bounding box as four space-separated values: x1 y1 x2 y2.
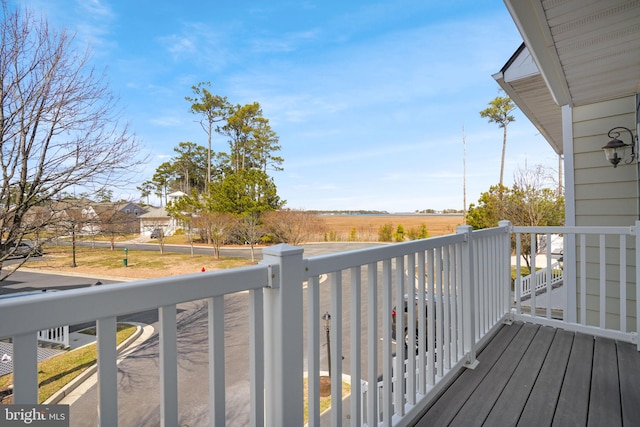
0 2 146 277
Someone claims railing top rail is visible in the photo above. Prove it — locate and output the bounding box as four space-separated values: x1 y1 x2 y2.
304 233 467 278
512 225 635 235
0 263 270 338
470 225 510 238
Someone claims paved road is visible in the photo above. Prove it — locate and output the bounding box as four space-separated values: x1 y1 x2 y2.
3 242 391 426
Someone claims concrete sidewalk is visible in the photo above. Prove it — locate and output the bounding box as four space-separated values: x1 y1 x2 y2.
0 324 147 390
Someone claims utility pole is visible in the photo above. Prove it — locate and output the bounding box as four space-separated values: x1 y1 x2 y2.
462 124 467 224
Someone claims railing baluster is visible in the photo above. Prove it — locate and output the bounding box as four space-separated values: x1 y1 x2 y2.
478 238 486 335
381 258 393 426
435 248 443 376
406 254 416 405
209 296 225 426
366 262 378 425
97 316 118 427
494 234 499 321
580 234 587 324
427 249 435 385
443 245 451 369
350 266 362 426
394 256 405 416
530 233 537 317
330 271 343 426
619 235 626 332
12 332 38 404
417 251 426 393
250 289 264 427
546 233 552 319
515 232 522 312
307 275 321 427
159 305 178 427
599 234 606 328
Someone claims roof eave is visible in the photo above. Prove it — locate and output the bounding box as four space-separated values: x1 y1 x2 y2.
504 0 572 107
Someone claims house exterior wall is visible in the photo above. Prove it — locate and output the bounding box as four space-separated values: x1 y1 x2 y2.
571 94 638 330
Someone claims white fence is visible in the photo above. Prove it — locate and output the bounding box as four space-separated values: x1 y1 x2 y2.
37 325 69 348
520 260 563 299
0 221 638 426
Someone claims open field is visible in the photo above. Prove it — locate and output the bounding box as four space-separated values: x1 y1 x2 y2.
24 246 254 280
18 215 464 279
315 214 465 241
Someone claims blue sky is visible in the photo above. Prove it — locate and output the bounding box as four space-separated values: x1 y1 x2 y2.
14 0 559 212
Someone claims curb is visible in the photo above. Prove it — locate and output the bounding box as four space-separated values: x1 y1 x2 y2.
43 323 146 405
15 267 139 282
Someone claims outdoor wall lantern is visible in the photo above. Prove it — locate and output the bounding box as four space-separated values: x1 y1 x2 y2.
602 126 638 168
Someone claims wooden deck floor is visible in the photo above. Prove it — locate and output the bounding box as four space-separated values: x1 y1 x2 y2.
414 321 640 426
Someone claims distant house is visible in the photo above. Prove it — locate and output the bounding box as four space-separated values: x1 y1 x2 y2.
93 202 147 235
21 199 147 237
139 191 185 237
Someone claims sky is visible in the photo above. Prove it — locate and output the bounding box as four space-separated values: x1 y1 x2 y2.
12 0 560 213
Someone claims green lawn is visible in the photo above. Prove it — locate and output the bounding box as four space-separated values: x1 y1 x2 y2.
0 323 137 404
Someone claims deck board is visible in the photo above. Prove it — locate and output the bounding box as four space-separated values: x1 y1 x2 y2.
618 341 640 425
517 328 574 427
588 337 621 427
484 325 555 426
414 322 522 427
413 322 640 427
448 323 539 427
552 332 593 427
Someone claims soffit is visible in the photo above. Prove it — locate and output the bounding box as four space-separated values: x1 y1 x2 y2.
546 0 640 106
495 46 563 154
506 0 640 108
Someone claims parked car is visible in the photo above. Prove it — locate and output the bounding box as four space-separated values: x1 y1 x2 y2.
392 295 445 352
1 241 43 258
150 228 163 239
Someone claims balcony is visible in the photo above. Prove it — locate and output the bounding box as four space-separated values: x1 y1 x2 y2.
1 222 639 426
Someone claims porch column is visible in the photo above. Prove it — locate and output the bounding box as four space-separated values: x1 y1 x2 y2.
457 225 478 369
262 244 304 426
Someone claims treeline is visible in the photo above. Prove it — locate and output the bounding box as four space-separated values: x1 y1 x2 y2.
415 209 464 214
309 210 389 215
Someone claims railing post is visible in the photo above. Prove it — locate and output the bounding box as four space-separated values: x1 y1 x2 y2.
262 244 305 426
499 220 513 321
457 225 478 369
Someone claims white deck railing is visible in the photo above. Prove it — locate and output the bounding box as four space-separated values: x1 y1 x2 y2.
0 221 638 426
512 223 640 346
297 222 511 426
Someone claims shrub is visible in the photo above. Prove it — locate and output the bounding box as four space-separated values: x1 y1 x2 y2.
378 224 393 242
393 224 405 242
